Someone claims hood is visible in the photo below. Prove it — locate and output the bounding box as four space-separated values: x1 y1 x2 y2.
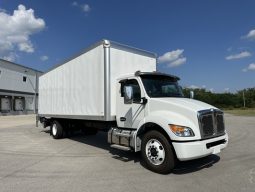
148 98 218 137
153 98 217 112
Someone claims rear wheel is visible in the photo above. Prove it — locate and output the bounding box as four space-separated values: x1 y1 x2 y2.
51 120 63 139
141 130 176 174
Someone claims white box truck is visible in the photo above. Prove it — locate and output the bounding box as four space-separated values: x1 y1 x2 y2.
38 40 228 174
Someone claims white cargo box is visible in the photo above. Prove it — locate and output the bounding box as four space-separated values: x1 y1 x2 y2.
39 40 156 121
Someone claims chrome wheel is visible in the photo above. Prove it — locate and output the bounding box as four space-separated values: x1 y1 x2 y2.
51 120 63 139
145 139 165 165
52 124 57 136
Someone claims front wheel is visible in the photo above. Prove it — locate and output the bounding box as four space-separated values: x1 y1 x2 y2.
141 130 176 174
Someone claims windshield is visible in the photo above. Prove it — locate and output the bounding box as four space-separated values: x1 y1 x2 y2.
140 75 183 98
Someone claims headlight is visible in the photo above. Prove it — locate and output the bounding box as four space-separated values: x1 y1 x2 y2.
169 124 195 137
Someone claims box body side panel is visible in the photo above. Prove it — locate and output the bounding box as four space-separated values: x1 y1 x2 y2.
39 45 104 117
110 47 156 116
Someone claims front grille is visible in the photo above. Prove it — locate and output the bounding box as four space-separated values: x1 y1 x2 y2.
200 114 214 137
198 109 225 139
216 114 225 134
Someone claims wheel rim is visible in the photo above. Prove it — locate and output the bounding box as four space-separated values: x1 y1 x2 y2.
52 124 57 136
145 139 165 165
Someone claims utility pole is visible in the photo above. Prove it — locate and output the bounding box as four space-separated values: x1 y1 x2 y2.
243 90 246 108
34 72 37 114
25 70 37 114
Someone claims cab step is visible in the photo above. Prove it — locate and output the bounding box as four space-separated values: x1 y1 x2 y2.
110 144 131 151
114 132 131 138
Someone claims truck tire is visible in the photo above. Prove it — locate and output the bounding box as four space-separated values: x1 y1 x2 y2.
141 130 176 174
51 120 63 139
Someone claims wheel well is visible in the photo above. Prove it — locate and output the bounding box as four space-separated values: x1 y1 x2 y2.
137 122 171 143
137 122 178 160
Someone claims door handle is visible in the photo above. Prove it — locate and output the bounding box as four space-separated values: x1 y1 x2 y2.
120 117 126 121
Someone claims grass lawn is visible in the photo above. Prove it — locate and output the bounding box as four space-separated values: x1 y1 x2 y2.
224 108 255 116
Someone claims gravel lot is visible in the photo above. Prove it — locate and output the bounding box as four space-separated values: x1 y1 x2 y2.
0 114 254 192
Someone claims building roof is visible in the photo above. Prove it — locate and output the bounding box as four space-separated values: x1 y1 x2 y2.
0 58 43 74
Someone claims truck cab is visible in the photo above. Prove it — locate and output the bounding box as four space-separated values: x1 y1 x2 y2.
108 71 228 173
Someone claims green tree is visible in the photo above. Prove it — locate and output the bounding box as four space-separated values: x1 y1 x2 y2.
182 87 255 109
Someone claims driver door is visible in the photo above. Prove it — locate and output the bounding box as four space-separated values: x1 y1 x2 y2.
116 78 145 129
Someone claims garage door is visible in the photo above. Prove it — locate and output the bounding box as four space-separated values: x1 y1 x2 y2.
25 97 34 111
1 98 11 111
15 98 24 111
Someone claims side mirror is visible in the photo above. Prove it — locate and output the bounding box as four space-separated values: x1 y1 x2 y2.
124 86 133 104
190 90 194 99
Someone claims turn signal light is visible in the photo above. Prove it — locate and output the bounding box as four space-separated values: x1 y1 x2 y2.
169 124 195 137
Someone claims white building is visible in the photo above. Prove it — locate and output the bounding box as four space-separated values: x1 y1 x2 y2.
0 59 43 115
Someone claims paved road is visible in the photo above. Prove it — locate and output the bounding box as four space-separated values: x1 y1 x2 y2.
0 114 254 192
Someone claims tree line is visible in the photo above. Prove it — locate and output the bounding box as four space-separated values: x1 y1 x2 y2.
182 87 255 109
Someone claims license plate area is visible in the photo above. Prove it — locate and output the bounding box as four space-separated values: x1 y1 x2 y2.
206 139 226 149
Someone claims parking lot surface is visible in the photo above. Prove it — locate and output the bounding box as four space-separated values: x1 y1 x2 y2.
0 114 254 192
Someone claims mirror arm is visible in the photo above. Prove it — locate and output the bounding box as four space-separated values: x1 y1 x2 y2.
133 97 147 105
141 97 148 104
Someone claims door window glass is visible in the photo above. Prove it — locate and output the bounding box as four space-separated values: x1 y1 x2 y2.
121 79 141 103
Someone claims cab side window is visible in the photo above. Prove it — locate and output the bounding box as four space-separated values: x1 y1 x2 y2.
121 79 141 103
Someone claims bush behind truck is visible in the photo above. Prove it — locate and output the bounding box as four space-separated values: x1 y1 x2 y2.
37 40 228 174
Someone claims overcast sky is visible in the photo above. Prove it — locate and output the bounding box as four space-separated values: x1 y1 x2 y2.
0 0 255 92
